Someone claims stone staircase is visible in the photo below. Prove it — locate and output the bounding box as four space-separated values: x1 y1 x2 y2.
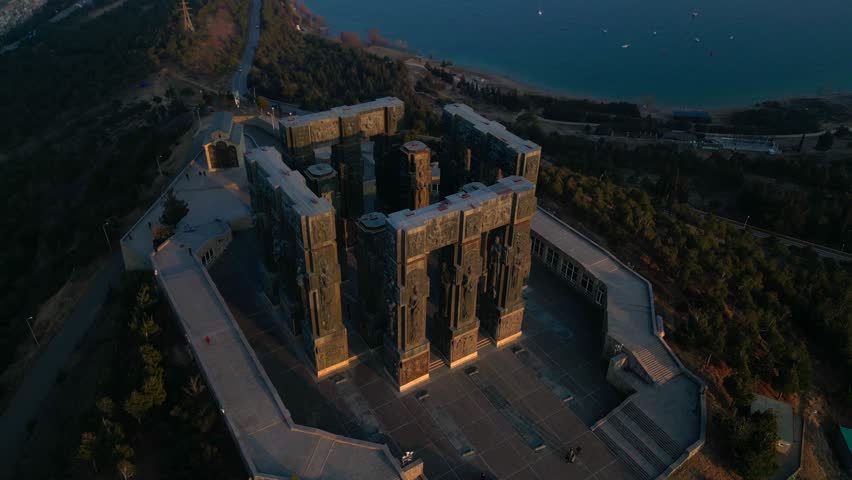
427 334 490 372
594 401 683 480
629 342 679 384
429 353 444 372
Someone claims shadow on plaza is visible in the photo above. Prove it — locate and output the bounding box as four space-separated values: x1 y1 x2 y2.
210 230 628 480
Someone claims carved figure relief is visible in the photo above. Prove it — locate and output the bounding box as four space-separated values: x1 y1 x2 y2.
359 111 384 137
406 230 425 258
464 212 481 238
487 236 503 297
317 259 331 331
311 216 331 246
407 284 422 344
461 265 476 320
440 264 452 317
400 353 428 385
310 119 340 143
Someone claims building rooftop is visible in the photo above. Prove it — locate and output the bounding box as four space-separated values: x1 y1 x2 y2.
119 158 251 271
387 176 533 232
444 103 541 155
531 209 680 384
281 97 403 129
152 241 406 479
209 111 234 136
247 146 334 218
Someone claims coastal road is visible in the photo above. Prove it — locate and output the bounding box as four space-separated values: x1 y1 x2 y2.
231 0 262 97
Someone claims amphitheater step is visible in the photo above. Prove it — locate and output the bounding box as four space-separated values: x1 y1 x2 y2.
476 336 490 350
595 422 654 480
622 402 682 460
609 413 670 473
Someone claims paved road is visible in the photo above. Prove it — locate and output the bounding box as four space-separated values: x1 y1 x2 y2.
0 137 207 477
231 0 262 97
0 254 123 477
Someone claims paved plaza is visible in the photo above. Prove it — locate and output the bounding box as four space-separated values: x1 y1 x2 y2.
210 231 633 479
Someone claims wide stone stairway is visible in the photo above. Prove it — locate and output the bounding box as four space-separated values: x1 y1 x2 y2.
594 401 683 480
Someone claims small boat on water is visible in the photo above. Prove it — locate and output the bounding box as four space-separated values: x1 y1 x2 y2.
691 11 699 18
603 28 608 33
538 9 542 15
729 35 735 40
652 31 657 36
694 37 701 43
622 44 630 48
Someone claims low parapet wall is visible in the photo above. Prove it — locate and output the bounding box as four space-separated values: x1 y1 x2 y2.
531 207 706 477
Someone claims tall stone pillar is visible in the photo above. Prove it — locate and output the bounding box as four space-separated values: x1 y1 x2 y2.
383 227 431 391
297 210 349 377
304 163 340 210
480 189 536 347
355 212 388 347
333 138 365 221
435 232 483 368
374 134 403 211
399 141 432 211
439 141 470 198
305 163 348 279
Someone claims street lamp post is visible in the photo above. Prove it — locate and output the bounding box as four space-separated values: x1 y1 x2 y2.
102 219 112 251
25 316 39 346
744 215 750 228
155 155 164 176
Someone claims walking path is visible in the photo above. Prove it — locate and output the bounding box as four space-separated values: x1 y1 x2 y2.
153 238 410 479
0 254 123 477
0 126 208 477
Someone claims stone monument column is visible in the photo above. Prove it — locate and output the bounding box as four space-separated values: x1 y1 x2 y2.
480 188 536 347
355 212 388 347
439 141 470 198
399 141 432 211
435 233 483 368
383 227 431 391
374 134 403 211
296 211 350 377
305 163 348 278
333 138 365 221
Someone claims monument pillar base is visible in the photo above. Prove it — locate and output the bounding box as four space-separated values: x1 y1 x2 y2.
384 338 430 392
487 307 524 347
437 320 480 369
304 328 349 379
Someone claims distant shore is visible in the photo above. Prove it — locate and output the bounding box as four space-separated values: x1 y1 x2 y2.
365 44 852 120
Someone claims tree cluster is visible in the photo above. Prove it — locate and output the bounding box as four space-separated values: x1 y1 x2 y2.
155 0 250 77
511 115 852 251
0 0 197 375
538 165 852 477
250 0 439 133
72 277 241 479
538 166 849 398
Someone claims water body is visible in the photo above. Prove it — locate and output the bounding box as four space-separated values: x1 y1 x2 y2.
306 0 852 108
